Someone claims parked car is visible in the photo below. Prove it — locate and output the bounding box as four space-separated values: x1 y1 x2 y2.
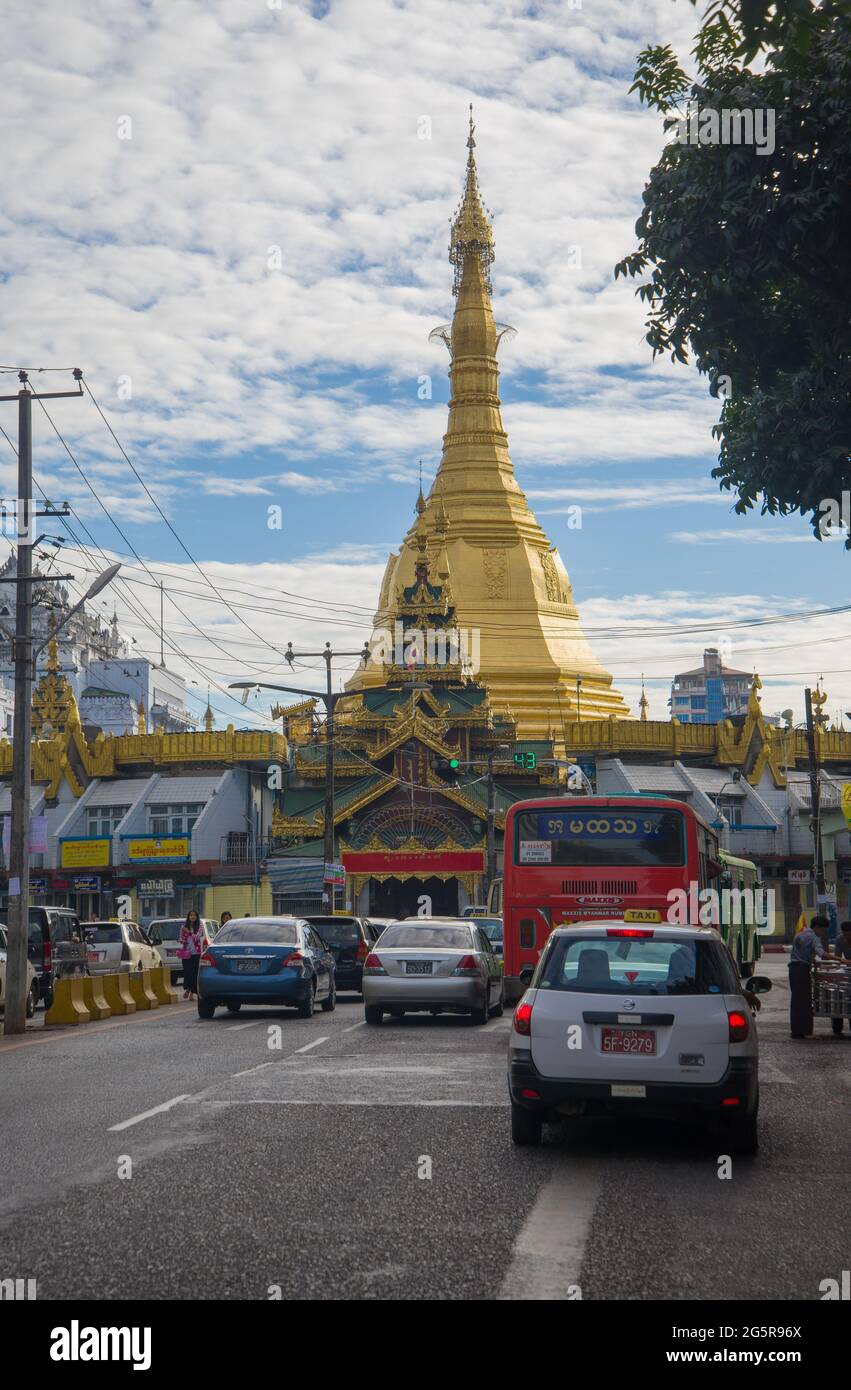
147 917 218 983
468 915 503 957
362 919 504 1025
27 907 88 1010
0 924 40 1018
197 917 336 1020
508 921 770 1152
303 915 379 994
84 921 163 975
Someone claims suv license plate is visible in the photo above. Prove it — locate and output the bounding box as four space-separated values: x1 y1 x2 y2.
601 1027 656 1055
405 961 432 975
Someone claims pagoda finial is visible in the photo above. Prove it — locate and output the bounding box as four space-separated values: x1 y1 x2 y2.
449 104 494 296
415 458 426 516
204 689 214 733
639 676 648 722
137 699 147 735
46 612 60 675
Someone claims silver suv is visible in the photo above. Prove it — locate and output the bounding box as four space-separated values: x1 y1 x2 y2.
508 922 770 1153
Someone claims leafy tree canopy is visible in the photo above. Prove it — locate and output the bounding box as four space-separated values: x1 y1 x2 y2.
616 2 851 541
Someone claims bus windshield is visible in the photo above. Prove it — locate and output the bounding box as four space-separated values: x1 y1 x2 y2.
514 807 685 868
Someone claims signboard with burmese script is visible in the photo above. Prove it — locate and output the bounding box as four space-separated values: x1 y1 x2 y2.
60 838 111 868
122 837 191 863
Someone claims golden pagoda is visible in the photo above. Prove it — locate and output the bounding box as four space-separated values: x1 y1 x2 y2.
347 110 629 739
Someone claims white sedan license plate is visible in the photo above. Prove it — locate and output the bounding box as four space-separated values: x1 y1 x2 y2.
405 961 432 975
601 1027 656 1055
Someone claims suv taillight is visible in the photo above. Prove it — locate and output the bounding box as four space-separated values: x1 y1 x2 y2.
727 1010 749 1042
43 939 52 971
363 953 386 974
514 1001 533 1036
356 939 369 962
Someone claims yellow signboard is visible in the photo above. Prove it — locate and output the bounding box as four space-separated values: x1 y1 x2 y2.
841 783 851 830
623 908 662 923
60 839 111 869
125 837 190 862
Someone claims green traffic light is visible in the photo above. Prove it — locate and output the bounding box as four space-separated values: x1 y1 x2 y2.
449 757 460 769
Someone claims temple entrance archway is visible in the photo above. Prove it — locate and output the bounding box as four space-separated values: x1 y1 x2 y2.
369 875 459 919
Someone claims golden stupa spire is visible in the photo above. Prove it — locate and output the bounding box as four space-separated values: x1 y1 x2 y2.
347 114 629 738
204 693 214 732
639 678 649 722
136 699 147 735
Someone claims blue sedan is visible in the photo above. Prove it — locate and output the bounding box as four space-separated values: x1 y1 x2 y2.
197 917 335 1019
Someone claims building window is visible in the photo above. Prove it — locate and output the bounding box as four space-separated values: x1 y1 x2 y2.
148 802 204 837
717 798 743 829
87 806 130 837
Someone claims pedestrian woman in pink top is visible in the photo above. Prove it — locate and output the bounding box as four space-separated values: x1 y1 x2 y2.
179 909 203 1000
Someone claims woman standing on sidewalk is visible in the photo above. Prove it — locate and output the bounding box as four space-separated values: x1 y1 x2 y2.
179 910 203 1001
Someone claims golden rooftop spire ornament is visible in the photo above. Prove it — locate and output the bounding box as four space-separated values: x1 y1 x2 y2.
449 104 495 296
639 678 649 722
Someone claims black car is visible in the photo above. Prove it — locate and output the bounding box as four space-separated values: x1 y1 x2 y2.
303 915 379 994
27 907 89 1010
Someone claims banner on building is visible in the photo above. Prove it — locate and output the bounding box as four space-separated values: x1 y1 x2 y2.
842 782 851 830
3 815 50 859
60 838 111 869
72 875 101 893
323 862 346 886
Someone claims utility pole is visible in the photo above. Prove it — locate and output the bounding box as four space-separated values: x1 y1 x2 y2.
804 687 827 896
230 640 369 911
0 370 83 1034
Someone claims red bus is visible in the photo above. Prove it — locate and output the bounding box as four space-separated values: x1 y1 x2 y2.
498 795 720 1001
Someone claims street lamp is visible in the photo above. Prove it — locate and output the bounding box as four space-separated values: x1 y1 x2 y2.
3 560 121 1035
230 641 369 908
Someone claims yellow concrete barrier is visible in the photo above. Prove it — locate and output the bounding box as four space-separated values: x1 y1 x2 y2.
101 972 137 1015
81 974 112 1021
45 976 91 1027
127 968 160 1011
150 964 180 1005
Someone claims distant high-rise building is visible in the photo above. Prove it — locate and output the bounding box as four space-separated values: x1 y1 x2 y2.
669 648 752 724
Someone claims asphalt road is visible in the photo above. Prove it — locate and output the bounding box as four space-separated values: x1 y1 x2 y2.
0 957 847 1301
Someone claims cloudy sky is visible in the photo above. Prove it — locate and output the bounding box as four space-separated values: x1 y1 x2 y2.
1 0 848 730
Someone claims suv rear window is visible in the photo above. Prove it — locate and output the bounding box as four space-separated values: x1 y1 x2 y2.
306 920 360 945
148 921 183 942
378 925 472 949
536 935 740 996
89 926 123 944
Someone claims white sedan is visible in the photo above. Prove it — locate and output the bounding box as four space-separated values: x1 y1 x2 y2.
84 921 163 975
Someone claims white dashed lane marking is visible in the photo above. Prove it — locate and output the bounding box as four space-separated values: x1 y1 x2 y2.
108 1094 192 1132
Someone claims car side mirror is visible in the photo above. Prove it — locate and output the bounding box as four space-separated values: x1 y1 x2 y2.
743 975 772 994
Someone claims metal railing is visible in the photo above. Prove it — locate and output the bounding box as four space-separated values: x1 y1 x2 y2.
219 834 273 864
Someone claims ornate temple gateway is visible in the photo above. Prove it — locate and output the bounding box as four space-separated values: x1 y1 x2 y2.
269 116 628 917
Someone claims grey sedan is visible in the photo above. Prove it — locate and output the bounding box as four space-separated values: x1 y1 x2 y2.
362 920 504 1025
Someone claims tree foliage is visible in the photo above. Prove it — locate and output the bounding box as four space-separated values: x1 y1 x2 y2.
616 3 851 540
